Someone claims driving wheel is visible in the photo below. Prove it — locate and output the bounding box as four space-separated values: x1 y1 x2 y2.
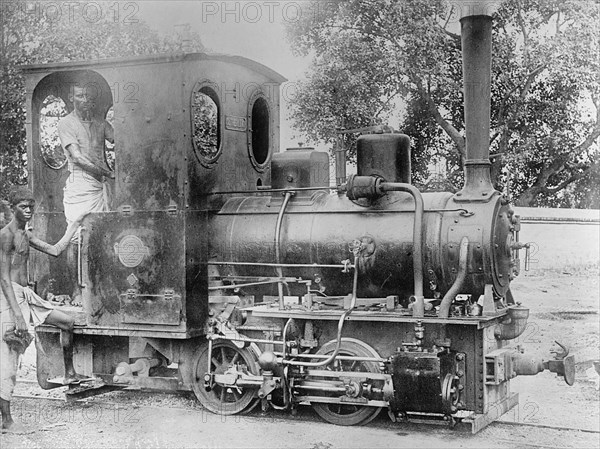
191 340 259 415
311 338 383 426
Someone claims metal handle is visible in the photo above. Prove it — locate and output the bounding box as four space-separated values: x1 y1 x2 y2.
77 226 86 288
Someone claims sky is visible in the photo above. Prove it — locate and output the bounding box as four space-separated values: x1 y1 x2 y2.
138 1 315 149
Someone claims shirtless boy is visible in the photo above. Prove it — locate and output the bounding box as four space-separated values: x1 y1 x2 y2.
0 186 87 432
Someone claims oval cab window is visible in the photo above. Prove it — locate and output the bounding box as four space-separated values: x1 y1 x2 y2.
39 95 68 169
192 87 221 166
248 95 271 172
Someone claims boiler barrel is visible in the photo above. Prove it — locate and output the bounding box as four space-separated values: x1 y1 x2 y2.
208 191 455 300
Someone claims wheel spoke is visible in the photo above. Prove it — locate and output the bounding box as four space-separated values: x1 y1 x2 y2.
192 342 258 415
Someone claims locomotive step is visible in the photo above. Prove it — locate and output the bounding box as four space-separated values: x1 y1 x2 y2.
46 376 96 386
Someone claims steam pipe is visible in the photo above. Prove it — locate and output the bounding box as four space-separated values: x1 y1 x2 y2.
458 6 496 197
378 182 425 317
275 191 293 309
438 237 470 318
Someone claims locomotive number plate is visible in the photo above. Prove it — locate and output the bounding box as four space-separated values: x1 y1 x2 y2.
225 115 247 132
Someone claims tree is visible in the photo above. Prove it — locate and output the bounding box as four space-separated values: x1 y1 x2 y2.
286 0 599 207
0 0 205 200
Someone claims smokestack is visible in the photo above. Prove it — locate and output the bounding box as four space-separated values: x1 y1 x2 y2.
457 1 497 199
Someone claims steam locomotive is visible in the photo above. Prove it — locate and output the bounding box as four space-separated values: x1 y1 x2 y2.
22 6 573 432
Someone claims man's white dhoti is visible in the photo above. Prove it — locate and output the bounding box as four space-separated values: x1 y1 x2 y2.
58 111 113 226
63 172 109 226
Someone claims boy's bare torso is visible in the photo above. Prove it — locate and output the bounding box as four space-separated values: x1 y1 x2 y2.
1 225 30 288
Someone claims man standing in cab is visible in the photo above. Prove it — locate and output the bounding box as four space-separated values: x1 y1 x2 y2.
58 82 115 303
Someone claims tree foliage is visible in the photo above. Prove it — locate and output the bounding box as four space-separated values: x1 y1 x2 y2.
286 0 599 207
0 0 205 200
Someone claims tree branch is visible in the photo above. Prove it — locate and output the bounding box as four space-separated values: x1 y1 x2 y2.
516 0 530 64
544 160 600 194
520 64 546 100
414 76 465 159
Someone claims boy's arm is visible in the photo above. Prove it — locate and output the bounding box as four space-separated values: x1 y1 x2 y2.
28 214 87 257
0 230 28 333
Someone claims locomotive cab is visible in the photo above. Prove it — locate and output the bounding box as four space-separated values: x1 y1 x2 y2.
22 52 286 389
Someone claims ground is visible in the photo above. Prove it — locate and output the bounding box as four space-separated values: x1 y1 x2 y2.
1 272 599 448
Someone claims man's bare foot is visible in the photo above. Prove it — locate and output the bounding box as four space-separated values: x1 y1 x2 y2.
63 373 93 385
1 420 29 434
71 292 82 307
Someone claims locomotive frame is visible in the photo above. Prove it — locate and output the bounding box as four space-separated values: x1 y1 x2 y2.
21 5 574 433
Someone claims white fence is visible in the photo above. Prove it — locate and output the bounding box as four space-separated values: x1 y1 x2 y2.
515 207 600 272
